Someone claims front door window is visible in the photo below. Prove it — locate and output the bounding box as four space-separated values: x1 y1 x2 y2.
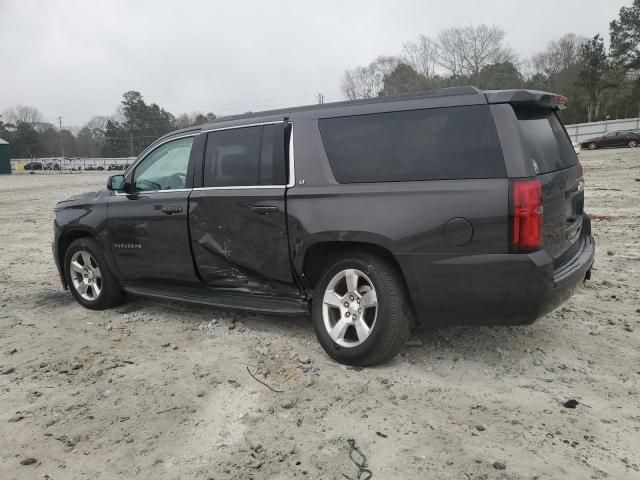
133 137 194 191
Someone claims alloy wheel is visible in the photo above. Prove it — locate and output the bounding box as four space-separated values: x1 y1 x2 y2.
322 268 378 348
69 250 103 301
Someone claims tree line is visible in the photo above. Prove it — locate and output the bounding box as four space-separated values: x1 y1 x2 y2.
342 1 640 125
0 91 216 159
2 1 639 159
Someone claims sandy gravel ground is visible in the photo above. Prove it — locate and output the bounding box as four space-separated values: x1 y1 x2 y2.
0 149 639 480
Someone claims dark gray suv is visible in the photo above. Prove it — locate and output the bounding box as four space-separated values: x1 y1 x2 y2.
53 86 595 366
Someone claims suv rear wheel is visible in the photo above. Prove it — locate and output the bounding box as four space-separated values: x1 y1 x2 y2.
311 253 411 366
628 139 637 148
64 238 123 310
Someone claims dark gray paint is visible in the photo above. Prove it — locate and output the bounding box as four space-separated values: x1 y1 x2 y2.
52 87 595 326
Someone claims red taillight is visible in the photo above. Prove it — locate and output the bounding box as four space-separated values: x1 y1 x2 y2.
551 93 568 109
512 179 543 251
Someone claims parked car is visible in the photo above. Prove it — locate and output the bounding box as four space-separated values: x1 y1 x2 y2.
52 87 595 366
580 130 640 150
23 162 43 171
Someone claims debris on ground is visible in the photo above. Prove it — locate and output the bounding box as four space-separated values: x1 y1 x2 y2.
563 399 579 409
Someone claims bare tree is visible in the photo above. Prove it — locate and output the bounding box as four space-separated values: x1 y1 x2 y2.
342 56 400 99
86 115 108 133
175 111 210 128
532 33 587 77
3 104 43 126
175 113 193 129
437 24 516 77
402 35 439 78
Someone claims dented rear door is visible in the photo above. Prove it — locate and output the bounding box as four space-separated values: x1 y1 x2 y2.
188 122 297 295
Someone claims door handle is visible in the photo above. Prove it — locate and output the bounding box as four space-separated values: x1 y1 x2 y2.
251 205 278 215
161 206 183 215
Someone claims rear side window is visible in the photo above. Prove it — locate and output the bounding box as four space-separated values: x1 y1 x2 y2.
515 108 577 174
203 124 286 187
318 105 505 183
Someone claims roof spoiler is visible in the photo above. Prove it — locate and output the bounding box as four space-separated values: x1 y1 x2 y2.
484 90 568 110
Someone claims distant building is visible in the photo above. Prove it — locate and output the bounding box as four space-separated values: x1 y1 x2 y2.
626 69 640 81
0 138 10 174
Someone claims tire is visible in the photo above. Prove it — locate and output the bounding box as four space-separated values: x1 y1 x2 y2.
628 140 637 148
588 142 597 150
311 253 412 366
64 237 123 310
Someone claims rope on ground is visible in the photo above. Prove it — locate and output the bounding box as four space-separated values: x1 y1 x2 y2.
347 438 372 480
245 366 284 393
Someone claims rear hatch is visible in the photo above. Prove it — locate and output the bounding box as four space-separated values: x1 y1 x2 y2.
514 107 584 263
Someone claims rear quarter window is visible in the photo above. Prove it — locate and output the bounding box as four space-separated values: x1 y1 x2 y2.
515 108 577 174
318 105 505 183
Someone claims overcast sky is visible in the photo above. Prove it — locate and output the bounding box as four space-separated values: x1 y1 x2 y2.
0 0 631 127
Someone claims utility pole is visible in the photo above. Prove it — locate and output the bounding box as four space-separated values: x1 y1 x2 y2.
317 93 324 104
57 116 65 159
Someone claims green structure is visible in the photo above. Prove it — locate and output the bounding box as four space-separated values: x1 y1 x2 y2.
0 138 10 174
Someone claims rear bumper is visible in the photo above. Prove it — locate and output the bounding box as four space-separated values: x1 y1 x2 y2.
396 233 595 327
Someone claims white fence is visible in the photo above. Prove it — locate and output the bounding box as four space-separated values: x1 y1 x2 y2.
11 157 135 172
565 117 640 144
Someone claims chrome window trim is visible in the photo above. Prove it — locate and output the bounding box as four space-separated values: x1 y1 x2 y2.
192 120 295 191
116 121 295 194
287 122 295 188
200 120 284 134
114 188 192 196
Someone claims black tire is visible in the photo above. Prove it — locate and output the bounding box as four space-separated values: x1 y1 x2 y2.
588 142 597 150
64 237 123 310
628 140 637 148
311 253 412 366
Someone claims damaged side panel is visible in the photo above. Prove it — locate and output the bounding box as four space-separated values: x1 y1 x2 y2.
188 189 300 296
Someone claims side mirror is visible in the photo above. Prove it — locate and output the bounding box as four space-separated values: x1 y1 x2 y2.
107 174 126 191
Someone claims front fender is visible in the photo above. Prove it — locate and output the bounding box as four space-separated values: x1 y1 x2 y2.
53 193 118 285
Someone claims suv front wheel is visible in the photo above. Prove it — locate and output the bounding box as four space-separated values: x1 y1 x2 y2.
311 253 412 366
64 237 123 310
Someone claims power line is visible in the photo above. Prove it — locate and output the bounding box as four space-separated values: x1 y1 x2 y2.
57 116 64 158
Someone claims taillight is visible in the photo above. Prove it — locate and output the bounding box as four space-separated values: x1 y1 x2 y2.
512 179 543 251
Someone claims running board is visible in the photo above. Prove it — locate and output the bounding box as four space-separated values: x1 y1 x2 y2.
122 282 308 316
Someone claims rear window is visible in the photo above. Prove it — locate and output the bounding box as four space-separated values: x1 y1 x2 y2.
515 108 577 174
318 105 505 183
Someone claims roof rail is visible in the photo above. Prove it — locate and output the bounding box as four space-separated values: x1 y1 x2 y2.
207 86 484 124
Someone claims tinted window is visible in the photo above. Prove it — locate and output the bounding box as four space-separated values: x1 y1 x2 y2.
516 109 577 174
204 125 286 187
133 136 193 191
259 124 287 185
318 105 505 183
